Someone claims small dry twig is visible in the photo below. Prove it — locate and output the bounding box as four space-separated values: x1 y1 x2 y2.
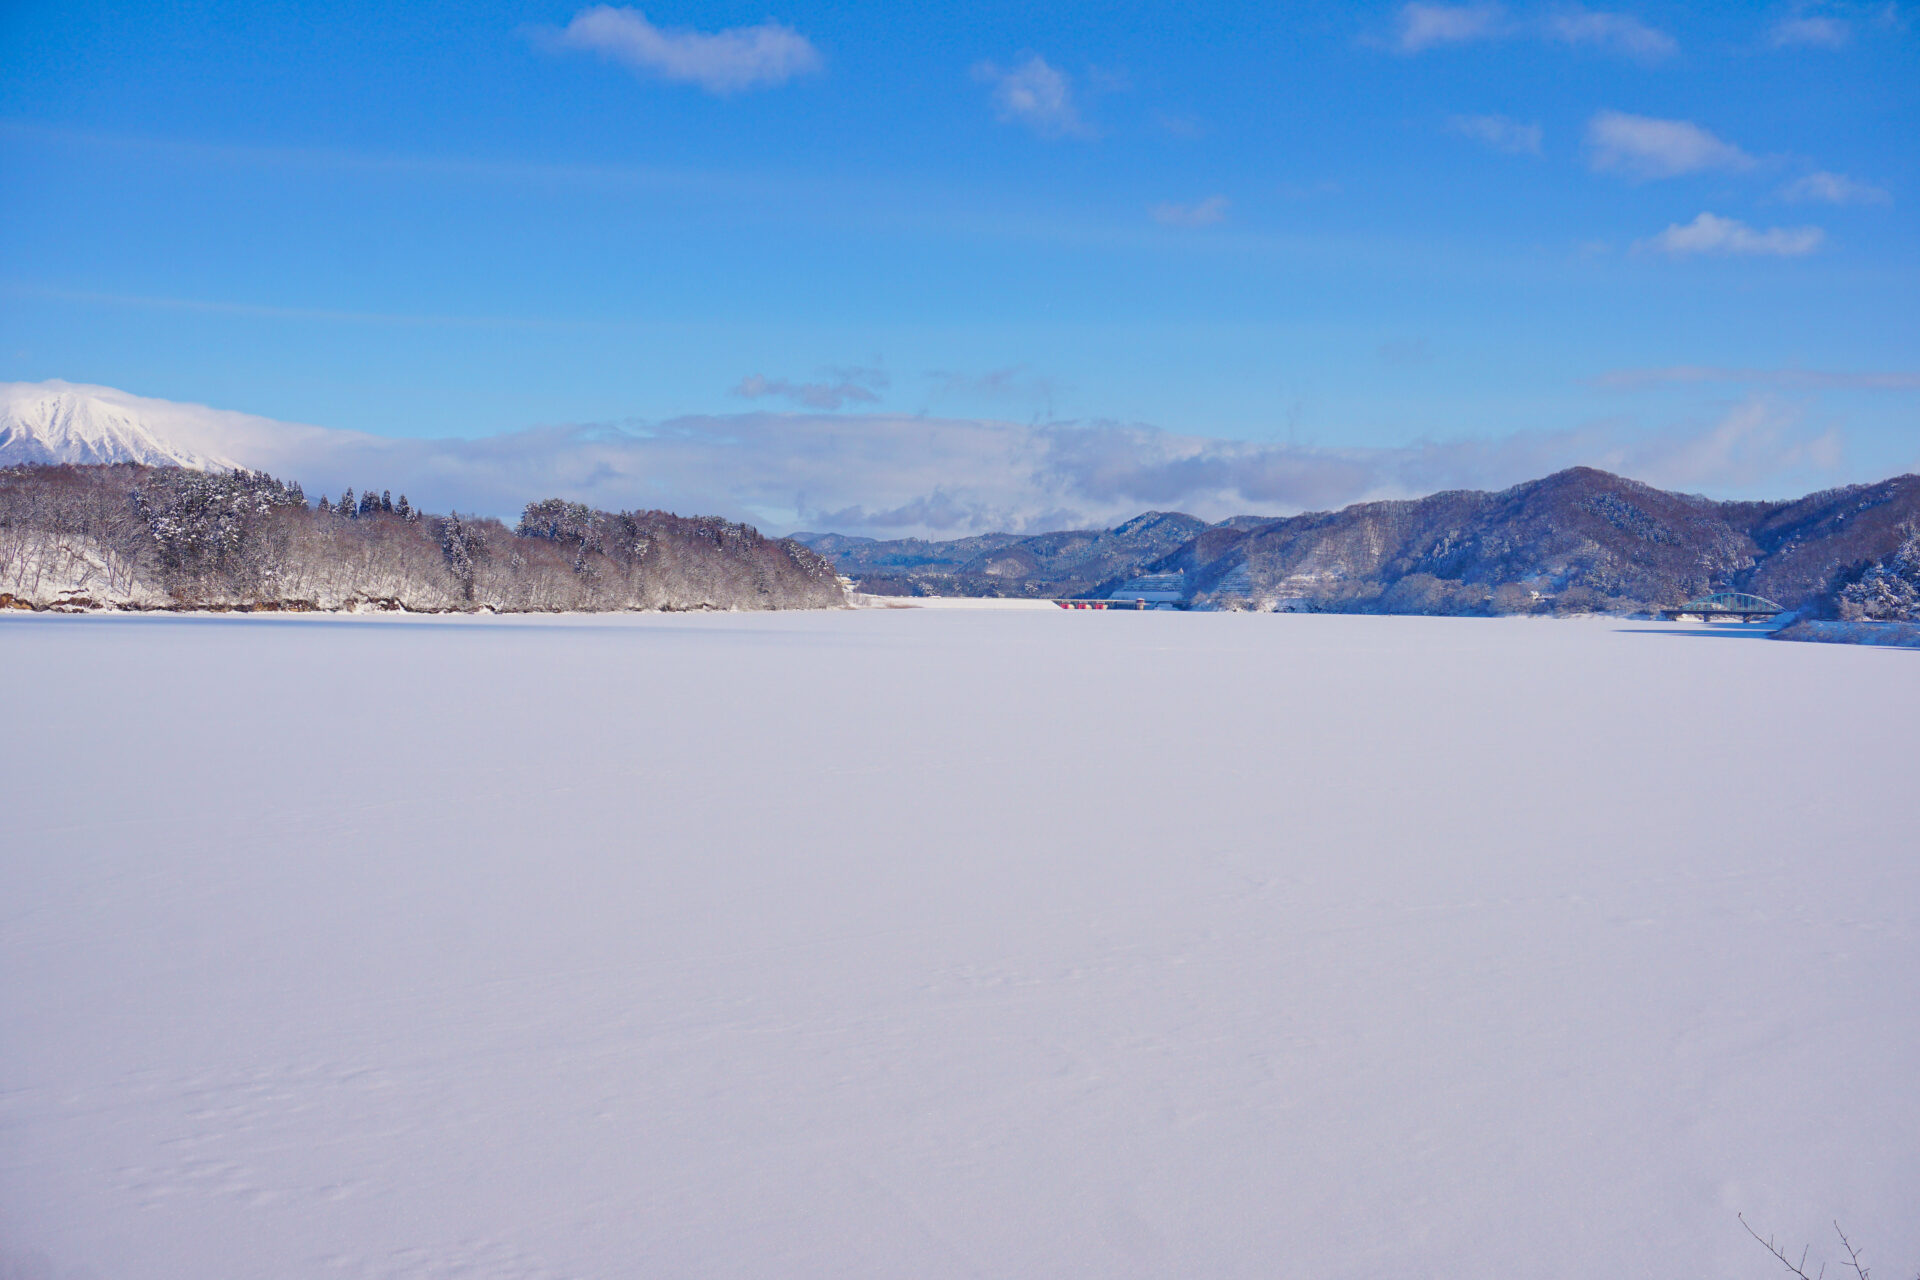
1742 1212 1826 1280
1833 1221 1870 1280
1742 1215 1881 1280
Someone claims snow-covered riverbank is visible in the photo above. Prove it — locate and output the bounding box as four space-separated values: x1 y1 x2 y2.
2 610 1915 1279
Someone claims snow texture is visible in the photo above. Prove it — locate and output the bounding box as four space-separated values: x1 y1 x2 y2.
0 389 238 471
1 610 1916 1279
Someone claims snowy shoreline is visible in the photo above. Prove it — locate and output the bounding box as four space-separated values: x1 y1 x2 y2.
1772 617 1920 649
15 597 1915 652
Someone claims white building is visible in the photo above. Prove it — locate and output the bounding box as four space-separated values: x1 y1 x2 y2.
1109 572 1188 605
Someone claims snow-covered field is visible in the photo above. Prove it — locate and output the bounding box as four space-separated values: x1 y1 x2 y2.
3 610 1916 1280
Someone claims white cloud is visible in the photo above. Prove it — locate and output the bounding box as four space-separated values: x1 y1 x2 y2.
1150 195 1230 226
544 5 822 94
1622 395 1842 488
1447 113 1544 155
734 371 886 411
972 55 1090 139
1395 2 1508 50
1637 212 1825 256
1767 14 1851 46
1586 110 1753 179
12 381 1853 539
1780 170 1891 204
1393 3 1675 57
1544 7 1678 59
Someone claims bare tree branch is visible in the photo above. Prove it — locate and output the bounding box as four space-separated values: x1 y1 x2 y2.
1743 1213 1826 1280
1834 1222 1870 1280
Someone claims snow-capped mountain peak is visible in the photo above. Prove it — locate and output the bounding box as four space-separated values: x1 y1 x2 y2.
0 389 239 471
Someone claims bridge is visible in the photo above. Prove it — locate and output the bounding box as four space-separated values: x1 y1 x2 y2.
1657 592 1786 623
1055 598 1172 610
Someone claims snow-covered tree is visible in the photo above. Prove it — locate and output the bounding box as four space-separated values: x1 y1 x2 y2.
0 465 846 612
1835 523 1920 622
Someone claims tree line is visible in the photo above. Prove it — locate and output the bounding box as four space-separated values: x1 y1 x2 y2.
0 464 846 613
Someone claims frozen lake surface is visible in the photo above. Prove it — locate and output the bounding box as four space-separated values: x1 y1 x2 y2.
2 610 1916 1279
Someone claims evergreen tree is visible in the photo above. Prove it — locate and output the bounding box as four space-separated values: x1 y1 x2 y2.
395 494 413 521
438 512 487 601
316 494 331 515
338 487 356 518
381 489 393 513
358 489 378 517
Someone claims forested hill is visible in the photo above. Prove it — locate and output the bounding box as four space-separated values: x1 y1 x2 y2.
0 464 847 613
803 467 1920 618
1170 468 1920 616
793 510 1208 599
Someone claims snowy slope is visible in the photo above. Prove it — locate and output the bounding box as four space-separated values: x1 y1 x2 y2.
0 387 239 470
0 611 1916 1280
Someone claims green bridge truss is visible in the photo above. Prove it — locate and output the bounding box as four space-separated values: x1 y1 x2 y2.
1660 591 1786 620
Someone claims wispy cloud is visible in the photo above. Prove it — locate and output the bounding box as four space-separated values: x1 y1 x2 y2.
540 5 822 94
1276 179 1344 200
1156 112 1208 139
1636 212 1825 257
921 366 1058 417
1392 3 1676 58
972 55 1091 139
20 381 1853 538
1596 365 1920 391
5 284 581 330
733 370 888 411
1779 170 1891 204
1377 338 1435 366
1150 195 1230 226
0 119 797 204
1447 113 1544 155
1625 396 1843 488
1586 110 1753 179
1395 2 1508 50
1767 14 1852 46
1544 6 1678 59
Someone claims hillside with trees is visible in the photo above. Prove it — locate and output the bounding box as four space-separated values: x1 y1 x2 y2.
0 464 846 613
803 467 1920 618
1829 522 1920 622
1171 468 1920 616
795 511 1208 599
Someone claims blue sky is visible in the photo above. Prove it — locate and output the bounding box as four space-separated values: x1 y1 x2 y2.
2 2 1916 532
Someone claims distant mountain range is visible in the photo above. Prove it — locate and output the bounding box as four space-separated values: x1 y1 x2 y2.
798 467 1920 615
8 383 1913 619
0 389 237 472
794 511 1211 601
